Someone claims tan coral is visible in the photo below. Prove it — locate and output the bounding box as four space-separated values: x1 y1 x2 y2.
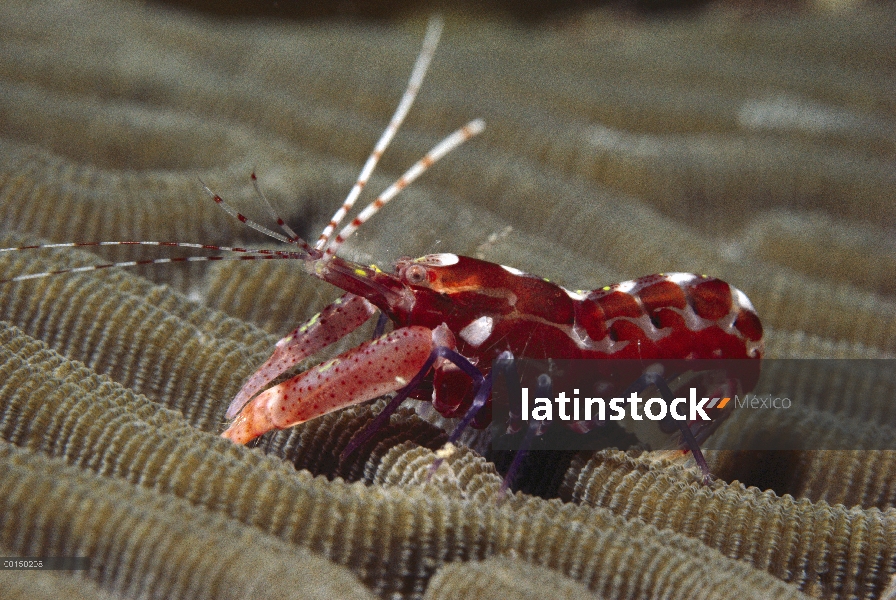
562 449 896 598
0 322 811 600
0 1 895 598
423 555 603 600
0 442 376 600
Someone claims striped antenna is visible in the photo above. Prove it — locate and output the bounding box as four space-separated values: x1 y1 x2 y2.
0 18 477 284
199 180 310 251
314 16 444 251
323 118 485 258
251 172 304 244
0 241 303 284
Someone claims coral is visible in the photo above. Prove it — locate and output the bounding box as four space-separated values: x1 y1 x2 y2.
0 442 376 600
561 449 896 599
0 0 894 597
0 323 809 599
422 556 602 600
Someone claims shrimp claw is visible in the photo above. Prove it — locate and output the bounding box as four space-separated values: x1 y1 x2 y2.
226 293 378 419
222 325 441 444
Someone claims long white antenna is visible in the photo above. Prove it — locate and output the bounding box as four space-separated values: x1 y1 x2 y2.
0 16 484 286
314 16 444 251
323 119 484 258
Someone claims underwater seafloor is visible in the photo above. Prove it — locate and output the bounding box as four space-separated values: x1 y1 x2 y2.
0 1 895 598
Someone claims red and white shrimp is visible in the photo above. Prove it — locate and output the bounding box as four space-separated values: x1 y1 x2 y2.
0 17 763 482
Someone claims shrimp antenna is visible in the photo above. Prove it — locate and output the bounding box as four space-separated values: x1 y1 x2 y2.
324 119 484 258
199 180 311 252
0 16 480 284
251 171 304 244
314 16 443 251
0 242 304 284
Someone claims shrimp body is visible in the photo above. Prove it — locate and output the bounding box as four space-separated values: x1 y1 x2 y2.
221 251 763 443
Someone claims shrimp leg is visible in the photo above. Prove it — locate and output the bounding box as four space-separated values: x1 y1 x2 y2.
226 293 378 419
222 325 441 444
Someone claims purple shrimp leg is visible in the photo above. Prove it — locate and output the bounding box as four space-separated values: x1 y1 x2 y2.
372 311 390 339
495 370 552 495
624 371 713 485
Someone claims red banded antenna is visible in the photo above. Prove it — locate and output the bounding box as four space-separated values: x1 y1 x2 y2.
315 16 442 251
0 242 304 284
322 118 484 258
199 180 311 251
0 16 484 283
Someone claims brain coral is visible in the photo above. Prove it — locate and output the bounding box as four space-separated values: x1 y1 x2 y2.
0 0 894 598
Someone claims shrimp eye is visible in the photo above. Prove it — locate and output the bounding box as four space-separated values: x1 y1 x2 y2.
405 264 429 285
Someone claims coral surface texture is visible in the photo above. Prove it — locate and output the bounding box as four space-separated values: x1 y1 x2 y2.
0 0 894 598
